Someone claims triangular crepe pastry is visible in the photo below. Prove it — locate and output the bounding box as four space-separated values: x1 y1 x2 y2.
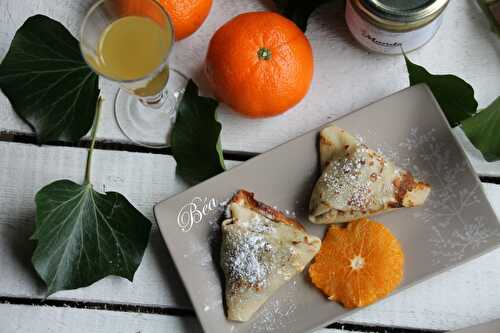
221 190 321 322
309 125 431 224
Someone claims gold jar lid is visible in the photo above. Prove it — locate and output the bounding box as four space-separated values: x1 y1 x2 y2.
351 0 449 31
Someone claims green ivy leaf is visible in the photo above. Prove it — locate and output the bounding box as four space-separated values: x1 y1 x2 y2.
272 0 331 31
32 180 151 296
404 55 477 127
462 97 500 162
171 80 225 184
0 15 99 143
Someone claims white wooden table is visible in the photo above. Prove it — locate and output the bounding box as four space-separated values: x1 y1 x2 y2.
1 0 499 332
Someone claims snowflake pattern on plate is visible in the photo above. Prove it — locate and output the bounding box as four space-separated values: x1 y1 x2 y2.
185 204 228 314
380 128 500 265
250 280 298 333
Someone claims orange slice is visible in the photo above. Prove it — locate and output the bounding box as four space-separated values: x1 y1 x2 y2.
309 218 404 308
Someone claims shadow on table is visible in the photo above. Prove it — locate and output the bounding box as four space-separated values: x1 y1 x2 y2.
0 214 47 295
467 0 500 56
149 230 208 332
254 0 360 52
149 230 194 309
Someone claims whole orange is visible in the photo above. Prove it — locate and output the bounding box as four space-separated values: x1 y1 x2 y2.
158 0 213 40
205 12 314 118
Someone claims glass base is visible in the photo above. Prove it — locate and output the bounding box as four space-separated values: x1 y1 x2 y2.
114 69 188 148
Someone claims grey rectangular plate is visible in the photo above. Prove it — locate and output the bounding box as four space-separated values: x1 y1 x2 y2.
154 84 500 333
452 319 500 333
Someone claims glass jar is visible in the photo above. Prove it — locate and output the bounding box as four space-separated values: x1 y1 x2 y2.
345 0 449 55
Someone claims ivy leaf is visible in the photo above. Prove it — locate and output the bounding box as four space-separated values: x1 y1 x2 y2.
272 0 332 31
171 79 225 184
462 97 500 162
0 15 99 143
404 55 477 127
32 180 151 295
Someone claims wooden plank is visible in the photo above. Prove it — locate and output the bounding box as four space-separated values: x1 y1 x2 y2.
1 0 499 177
1 140 500 331
0 141 240 309
0 303 204 333
0 304 356 333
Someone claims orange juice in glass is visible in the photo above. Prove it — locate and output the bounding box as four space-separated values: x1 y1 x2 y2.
81 0 187 148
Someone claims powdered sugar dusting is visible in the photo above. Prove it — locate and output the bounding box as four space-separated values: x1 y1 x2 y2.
222 216 275 289
188 242 213 268
323 144 373 209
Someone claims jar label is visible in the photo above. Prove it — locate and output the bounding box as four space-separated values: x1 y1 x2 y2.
345 0 444 54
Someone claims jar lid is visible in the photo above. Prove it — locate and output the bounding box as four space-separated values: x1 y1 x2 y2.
362 0 448 22
351 0 449 31
361 0 448 22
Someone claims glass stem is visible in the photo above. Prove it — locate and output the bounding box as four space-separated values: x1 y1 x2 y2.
139 90 167 109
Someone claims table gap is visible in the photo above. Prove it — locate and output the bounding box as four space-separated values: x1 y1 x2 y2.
327 322 444 333
0 296 440 333
480 177 500 185
0 131 252 161
2 130 499 186
0 296 195 317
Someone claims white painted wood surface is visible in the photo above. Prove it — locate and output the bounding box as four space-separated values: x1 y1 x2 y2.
0 304 203 333
0 0 499 176
0 304 366 333
0 141 239 309
0 0 499 330
1 141 500 331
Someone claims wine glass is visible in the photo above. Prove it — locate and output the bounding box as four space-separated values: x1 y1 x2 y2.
80 0 187 148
